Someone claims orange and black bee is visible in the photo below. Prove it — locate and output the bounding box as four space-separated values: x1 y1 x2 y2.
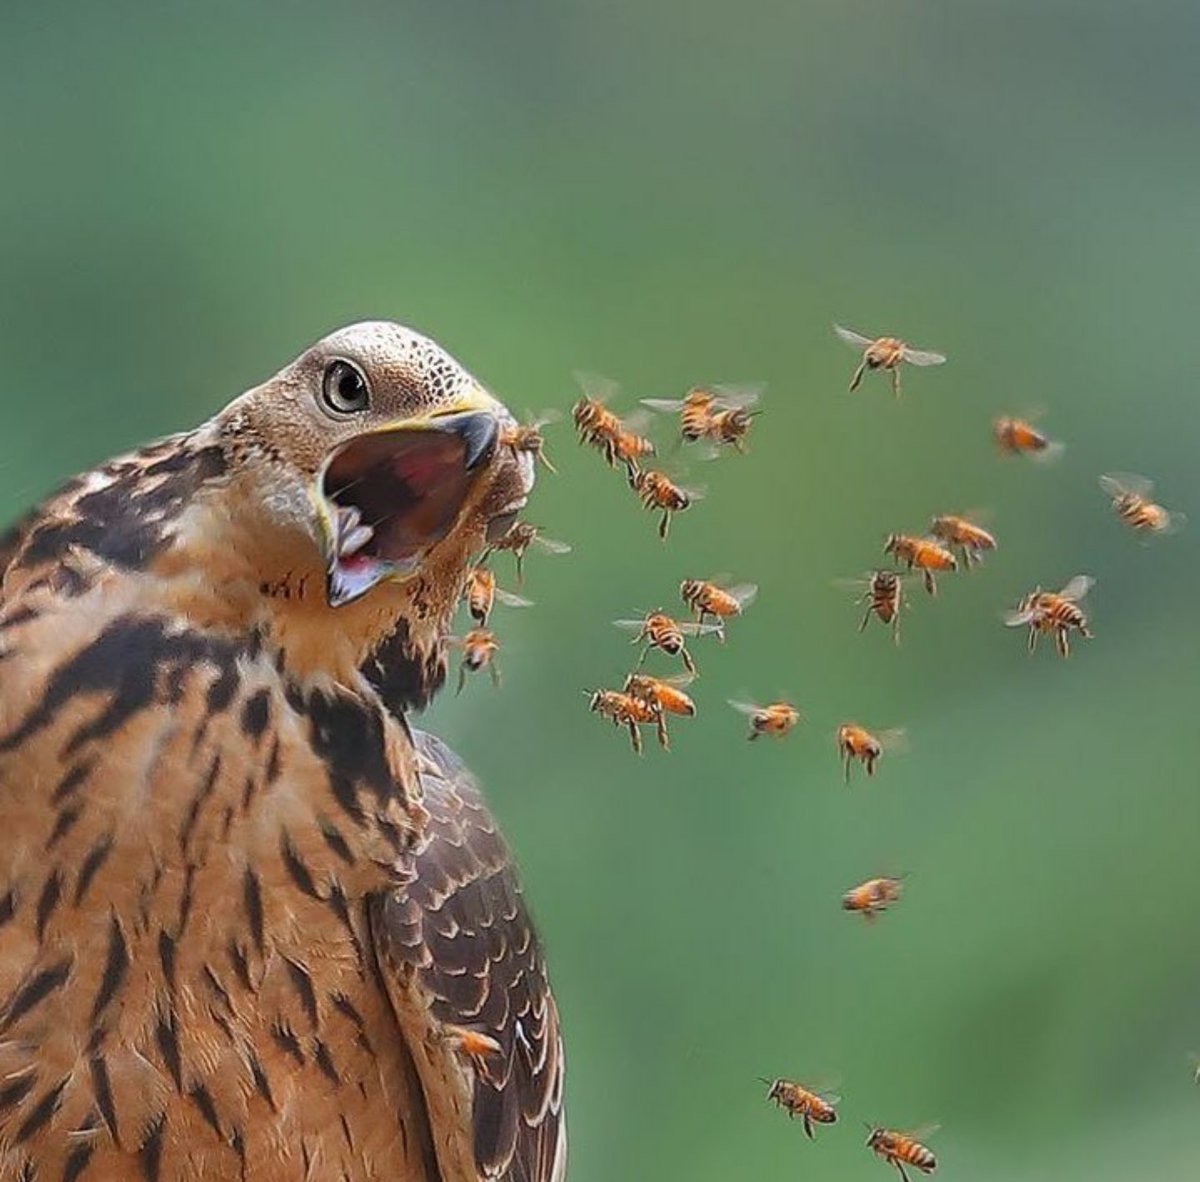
728 700 801 741
1005 575 1094 658
679 578 758 638
883 533 958 596
608 412 657 474
834 325 946 397
628 469 701 539
484 521 572 583
500 410 560 473
587 688 667 755
642 384 763 453
623 673 697 721
572 371 624 455
836 723 906 782
865 1125 938 1181
462 565 533 626
842 875 905 921
839 569 905 644
993 414 1064 461
454 628 501 694
1099 473 1185 536
760 1077 839 1139
929 513 997 568
614 611 720 674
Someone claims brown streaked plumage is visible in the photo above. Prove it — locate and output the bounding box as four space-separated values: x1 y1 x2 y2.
0 323 565 1181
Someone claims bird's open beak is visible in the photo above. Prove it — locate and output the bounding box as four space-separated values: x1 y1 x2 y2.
315 403 500 608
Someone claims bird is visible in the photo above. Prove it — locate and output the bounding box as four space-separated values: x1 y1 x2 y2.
0 323 566 1181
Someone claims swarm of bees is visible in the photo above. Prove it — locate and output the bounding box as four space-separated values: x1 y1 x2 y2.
455 320 1186 1176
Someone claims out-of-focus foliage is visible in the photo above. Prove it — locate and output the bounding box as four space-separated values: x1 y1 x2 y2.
2 2 1198 1177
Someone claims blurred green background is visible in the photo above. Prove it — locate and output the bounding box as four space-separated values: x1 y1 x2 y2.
2 2 1198 1177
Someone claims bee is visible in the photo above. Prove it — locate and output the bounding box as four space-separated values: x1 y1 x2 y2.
454 628 501 694
587 689 667 755
572 371 624 456
442 1024 503 1083
623 673 697 720
760 1077 839 1139
883 534 958 596
500 411 560 473
642 384 763 453
484 521 572 583
834 324 946 397
865 1125 938 1181
842 875 905 921
836 723 906 782
929 513 997 568
837 570 905 644
1099 473 1185 536
614 612 721 675
728 700 801 741
628 469 701 539
1004 575 1094 658
679 578 758 638
462 566 533 626
608 411 657 474
993 414 1064 461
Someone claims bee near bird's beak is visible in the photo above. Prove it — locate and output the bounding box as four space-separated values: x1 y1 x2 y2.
314 403 503 608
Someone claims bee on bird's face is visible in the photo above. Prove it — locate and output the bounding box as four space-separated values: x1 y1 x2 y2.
587 689 668 754
1099 473 1185 536
442 1024 503 1083
837 570 905 644
834 325 946 398
500 411 560 474
1005 575 1094 658
462 566 533 627
929 514 997 568
837 723 906 782
728 699 801 740
865 1125 938 1180
761 1077 839 1139
628 469 701 539
993 414 1064 461
883 534 957 596
483 521 571 583
614 611 721 675
642 384 763 453
842 875 905 921
453 628 501 694
679 578 758 638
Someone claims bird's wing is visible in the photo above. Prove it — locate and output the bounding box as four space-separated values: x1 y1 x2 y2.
370 730 567 1182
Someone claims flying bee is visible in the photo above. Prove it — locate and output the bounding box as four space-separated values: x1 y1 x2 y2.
842 875 905 922
642 384 763 453
442 1024 503 1083
728 700 801 741
883 533 958 596
623 673 697 720
462 566 533 627
614 612 721 674
484 521 572 583
1099 473 1185 536
500 410 560 473
587 689 667 755
453 628 501 694
608 410 657 474
760 1077 839 1139
679 578 758 639
628 469 702 539
836 723 906 782
834 324 946 398
837 570 905 644
993 413 1064 461
865 1124 938 1181
1005 575 1094 658
571 370 626 455
929 513 997 568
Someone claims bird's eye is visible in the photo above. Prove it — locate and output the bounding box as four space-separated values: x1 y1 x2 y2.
321 360 371 416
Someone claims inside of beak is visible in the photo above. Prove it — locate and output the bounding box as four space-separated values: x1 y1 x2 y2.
318 410 498 607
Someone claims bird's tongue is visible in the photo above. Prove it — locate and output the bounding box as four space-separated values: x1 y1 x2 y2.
319 417 496 607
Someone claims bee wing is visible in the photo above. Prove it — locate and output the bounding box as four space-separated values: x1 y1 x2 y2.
493 588 534 609
877 728 909 755
529 408 563 429
1003 607 1037 627
649 672 698 688
904 1122 942 1142
711 382 765 410
832 576 871 592
621 408 655 434
640 397 687 413
678 483 708 501
834 323 874 349
1057 574 1095 602
726 583 759 609
1031 439 1066 464
534 535 573 554
1160 509 1188 535
901 346 947 367
613 618 648 632
1099 471 1155 499
573 370 620 404
727 699 764 717
677 621 724 637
